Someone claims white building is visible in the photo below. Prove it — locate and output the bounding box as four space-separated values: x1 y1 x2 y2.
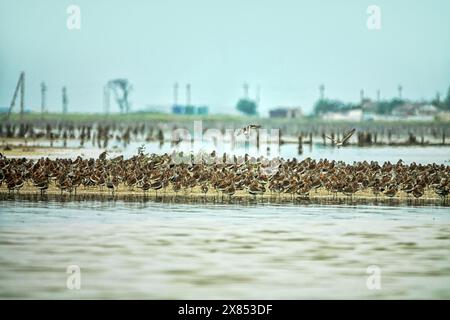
321 108 363 121
269 107 303 119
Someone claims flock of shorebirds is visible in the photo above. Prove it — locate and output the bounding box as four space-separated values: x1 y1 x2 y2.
0 148 449 201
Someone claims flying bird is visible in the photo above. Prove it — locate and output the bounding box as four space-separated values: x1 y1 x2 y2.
237 124 262 137
325 128 356 148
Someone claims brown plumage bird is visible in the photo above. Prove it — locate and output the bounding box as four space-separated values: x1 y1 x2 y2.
98 151 108 161
384 185 397 198
36 180 49 196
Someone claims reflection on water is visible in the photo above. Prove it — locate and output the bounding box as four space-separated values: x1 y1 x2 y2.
2 192 448 208
0 200 449 299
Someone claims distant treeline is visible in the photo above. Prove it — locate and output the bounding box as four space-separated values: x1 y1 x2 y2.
313 87 450 115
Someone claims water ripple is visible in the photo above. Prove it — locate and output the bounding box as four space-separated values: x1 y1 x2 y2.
0 200 449 299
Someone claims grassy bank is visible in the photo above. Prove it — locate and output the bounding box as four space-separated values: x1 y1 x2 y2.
5 112 449 126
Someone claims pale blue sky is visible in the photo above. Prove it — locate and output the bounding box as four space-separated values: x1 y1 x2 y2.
1 0 449 115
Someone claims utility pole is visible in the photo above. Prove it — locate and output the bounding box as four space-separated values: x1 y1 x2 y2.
319 84 325 100
256 85 261 107
103 85 110 114
20 73 25 119
173 82 179 105
62 86 68 114
40 82 47 115
243 83 249 99
6 72 25 120
398 85 403 99
360 89 364 103
376 89 381 102
186 83 191 106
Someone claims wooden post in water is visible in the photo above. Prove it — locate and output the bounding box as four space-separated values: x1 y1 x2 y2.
230 130 235 151
63 130 67 148
40 82 46 119
19 73 24 120
158 129 164 147
256 130 260 150
298 135 303 155
62 86 68 115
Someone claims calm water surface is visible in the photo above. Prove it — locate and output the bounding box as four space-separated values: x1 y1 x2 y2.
0 200 449 299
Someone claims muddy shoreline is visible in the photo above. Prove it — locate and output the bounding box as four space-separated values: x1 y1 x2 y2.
1 186 448 207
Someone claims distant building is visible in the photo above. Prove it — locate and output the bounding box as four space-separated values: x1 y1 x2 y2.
392 103 438 120
436 111 450 121
417 104 438 116
172 104 185 115
172 104 209 116
362 113 401 121
269 107 303 119
184 105 196 115
391 103 417 117
361 99 378 113
321 108 363 121
197 106 209 115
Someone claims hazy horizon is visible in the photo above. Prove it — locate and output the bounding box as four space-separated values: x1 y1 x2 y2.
1 0 450 115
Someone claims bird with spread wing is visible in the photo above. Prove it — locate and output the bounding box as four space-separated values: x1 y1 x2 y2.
236 124 262 137
325 128 356 148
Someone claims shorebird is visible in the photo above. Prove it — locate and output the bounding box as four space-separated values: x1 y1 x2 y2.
433 178 449 200
106 176 115 195
412 186 424 199
434 185 449 200
0 170 4 187
151 180 163 197
224 184 236 200
1 149 448 204
384 185 398 198
296 184 311 198
342 182 358 199
35 180 49 196
7 178 20 194
325 128 356 148
247 181 266 200
98 151 108 161
402 183 415 197
140 179 151 195
237 124 262 137
201 184 209 198
172 181 181 198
